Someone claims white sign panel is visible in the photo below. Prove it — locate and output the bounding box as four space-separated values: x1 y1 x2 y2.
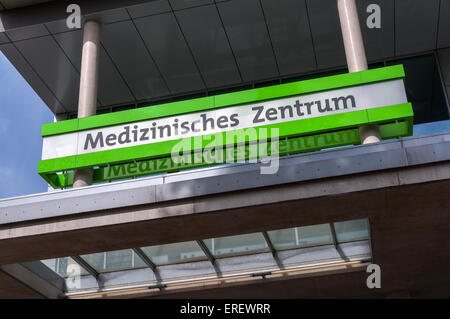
42 79 407 160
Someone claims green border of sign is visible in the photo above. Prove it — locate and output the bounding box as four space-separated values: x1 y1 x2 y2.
39 65 413 188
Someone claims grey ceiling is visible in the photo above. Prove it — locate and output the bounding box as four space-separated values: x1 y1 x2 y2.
0 0 448 115
0 0 55 10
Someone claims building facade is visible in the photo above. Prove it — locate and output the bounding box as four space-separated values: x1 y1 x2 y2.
0 0 449 298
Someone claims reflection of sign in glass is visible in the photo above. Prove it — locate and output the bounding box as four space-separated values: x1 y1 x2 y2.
66 263 81 290
39 65 413 188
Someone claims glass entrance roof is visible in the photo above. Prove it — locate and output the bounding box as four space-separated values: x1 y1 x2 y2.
141 241 207 265
40 218 371 295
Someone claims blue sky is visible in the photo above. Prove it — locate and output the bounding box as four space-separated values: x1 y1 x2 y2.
0 51 54 199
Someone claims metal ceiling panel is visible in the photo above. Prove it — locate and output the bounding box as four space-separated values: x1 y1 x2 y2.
0 42 65 113
217 0 279 82
175 5 241 88
85 8 130 24
437 0 450 49
134 13 205 94
395 0 440 56
53 30 134 108
306 0 346 70
101 20 170 100
127 0 171 18
45 8 131 35
14 36 80 111
5 24 48 41
0 0 51 9
356 0 395 61
44 19 72 34
260 0 316 76
0 32 9 44
169 0 213 11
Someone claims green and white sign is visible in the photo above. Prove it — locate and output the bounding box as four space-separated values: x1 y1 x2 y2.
39 65 413 188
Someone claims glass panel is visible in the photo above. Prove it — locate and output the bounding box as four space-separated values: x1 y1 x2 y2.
297 224 333 247
133 250 148 268
80 249 147 273
387 54 449 125
41 258 58 273
105 250 132 270
141 241 206 265
81 252 104 271
41 257 89 278
334 219 369 243
267 228 297 250
204 232 269 257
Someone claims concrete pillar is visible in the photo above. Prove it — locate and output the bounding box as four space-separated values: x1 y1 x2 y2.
337 0 381 144
73 19 100 188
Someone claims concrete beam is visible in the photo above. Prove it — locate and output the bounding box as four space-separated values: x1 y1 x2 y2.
0 161 448 265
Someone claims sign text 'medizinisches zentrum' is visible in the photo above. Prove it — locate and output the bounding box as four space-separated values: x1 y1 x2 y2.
41 79 407 160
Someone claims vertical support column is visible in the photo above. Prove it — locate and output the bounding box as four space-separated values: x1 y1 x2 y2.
337 0 381 144
73 19 100 188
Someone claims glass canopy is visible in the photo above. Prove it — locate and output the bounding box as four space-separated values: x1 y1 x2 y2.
267 223 335 250
40 218 370 286
140 241 207 265
79 249 148 273
41 257 89 278
204 232 270 257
